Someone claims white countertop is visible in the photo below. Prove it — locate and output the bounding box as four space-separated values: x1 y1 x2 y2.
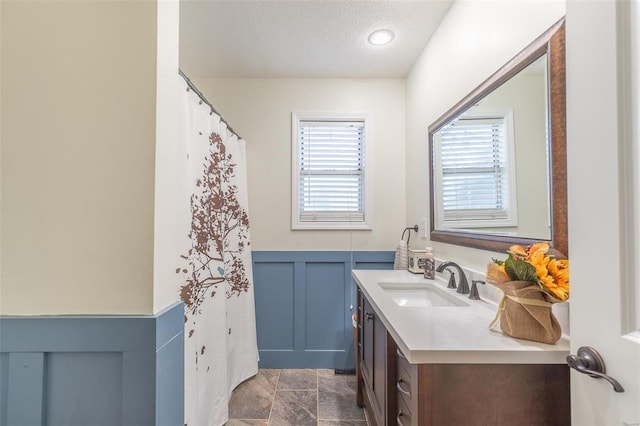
353 269 570 364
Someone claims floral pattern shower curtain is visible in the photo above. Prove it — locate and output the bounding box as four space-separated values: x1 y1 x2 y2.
177 81 258 426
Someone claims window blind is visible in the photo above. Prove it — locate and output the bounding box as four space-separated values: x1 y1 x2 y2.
439 118 509 221
298 120 365 222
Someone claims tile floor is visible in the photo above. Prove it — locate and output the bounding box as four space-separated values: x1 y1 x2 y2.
225 369 369 426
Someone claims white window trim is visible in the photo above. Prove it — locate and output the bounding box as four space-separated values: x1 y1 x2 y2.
433 108 518 230
291 112 373 231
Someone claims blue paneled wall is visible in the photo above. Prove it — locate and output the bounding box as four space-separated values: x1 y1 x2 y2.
0 252 393 424
252 251 394 369
0 302 184 426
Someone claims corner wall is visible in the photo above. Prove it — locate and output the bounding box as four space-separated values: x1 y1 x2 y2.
190 78 406 370
153 0 184 314
405 0 566 272
0 2 184 424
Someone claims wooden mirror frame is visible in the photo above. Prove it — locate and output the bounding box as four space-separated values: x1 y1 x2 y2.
428 18 567 255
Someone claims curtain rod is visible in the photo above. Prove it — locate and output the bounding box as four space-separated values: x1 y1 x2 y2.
178 69 242 140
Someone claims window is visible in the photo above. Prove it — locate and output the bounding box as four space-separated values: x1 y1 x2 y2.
433 109 517 229
292 113 371 230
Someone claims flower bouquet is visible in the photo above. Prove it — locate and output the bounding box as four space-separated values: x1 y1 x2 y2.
486 242 569 344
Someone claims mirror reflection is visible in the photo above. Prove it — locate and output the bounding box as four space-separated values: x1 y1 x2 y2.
428 17 567 254
432 54 551 240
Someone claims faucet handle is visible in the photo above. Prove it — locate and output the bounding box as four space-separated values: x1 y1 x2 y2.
469 280 486 300
446 269 457 289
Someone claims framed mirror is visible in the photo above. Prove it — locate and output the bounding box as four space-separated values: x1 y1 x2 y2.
429 18 567 255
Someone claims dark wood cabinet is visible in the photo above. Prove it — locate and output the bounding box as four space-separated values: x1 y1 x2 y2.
359 296 393 426
357 289 396 426
391 347 571 426
357 289 571 426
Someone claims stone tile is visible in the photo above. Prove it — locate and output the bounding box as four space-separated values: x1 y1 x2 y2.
228 369 280 420
225 420 269 426
268 390 318 426
277 368 318 390
318 370 365 421
318 421 368 426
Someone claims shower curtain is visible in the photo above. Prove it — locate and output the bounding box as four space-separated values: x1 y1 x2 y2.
177 78 259 426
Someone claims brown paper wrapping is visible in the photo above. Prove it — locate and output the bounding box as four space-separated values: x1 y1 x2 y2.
490 280 563 344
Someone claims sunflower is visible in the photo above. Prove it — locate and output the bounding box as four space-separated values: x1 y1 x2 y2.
490 242 570 301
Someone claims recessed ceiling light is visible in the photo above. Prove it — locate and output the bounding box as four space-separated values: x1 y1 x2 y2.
368 29 395 46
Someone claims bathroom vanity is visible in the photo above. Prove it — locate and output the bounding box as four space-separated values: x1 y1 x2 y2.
353 269 570 426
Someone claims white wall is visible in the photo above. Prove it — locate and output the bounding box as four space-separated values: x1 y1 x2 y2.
1 1 166 315
153 0 183 313
193 78 406 251
480 69 550 239
405 0 565 272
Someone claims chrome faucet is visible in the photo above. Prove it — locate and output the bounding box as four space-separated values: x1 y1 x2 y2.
435 261 470 294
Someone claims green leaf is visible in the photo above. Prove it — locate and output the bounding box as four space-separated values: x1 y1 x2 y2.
504 255 538 282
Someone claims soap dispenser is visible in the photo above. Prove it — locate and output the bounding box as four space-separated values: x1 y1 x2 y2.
423 247 435 279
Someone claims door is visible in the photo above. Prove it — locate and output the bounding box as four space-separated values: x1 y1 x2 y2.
567 1 640 425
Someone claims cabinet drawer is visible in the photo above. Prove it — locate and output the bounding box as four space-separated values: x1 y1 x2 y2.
396 347 418 425
396 348 416 395
396 386 413 426
396 362 412 399
396 347 414 371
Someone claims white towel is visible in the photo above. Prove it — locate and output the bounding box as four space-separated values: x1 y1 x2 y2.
393 240 408 270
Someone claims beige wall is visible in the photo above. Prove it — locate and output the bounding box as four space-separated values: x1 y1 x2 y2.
0 0 3 296
0 0 566 314
1 1 162 315
405 0 565 272
193 78 406 251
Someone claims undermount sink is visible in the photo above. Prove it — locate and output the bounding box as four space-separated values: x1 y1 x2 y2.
378 282 469 307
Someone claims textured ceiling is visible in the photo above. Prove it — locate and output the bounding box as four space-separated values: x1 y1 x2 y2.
179 0 454 79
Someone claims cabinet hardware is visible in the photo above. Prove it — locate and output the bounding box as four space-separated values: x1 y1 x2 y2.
567 346 624 392
397 411 405 426
397 377 411 397
365 312 374 321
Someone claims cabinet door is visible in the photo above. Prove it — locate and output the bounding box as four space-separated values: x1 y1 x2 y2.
361 297 374 389
372 315 388 424
356 289 364 407
361 297 385 425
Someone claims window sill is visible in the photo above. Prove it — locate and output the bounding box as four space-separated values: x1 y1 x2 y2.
292 222 372 231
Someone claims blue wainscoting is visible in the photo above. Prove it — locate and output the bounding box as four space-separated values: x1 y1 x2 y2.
0 302 184 426
252 251 394 369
